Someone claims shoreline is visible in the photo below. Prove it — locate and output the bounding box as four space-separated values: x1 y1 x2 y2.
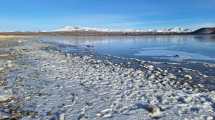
0 39 215 119
0 35 32 41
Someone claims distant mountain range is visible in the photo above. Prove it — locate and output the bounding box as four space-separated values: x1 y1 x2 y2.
192 27 215 34
0 27 214 36
53 26 192 33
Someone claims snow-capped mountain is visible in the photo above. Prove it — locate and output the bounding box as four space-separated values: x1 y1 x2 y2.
54 26 119 32
54 26 151 32
53 26 192 33
150 27 192 33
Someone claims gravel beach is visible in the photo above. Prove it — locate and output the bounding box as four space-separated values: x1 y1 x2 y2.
0 38 215 120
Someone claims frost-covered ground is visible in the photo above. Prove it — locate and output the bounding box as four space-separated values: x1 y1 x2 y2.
0 38 215 120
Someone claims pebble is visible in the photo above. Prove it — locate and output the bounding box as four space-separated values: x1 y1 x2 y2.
167 73 177 79
59 113 65 120
135 103 161 118
184 75 192 80
0 95 14 102
178 96 192 103
0 80 4 86
147 105 161 118
0 67 4 71
50 112 65 120
206 116 214 120
149 74 156 79
97 109 113 118
96 113 102 117
18 40 23 43
145 65 154 71
6 60 13 68
103 113 113 118
0 111 10 119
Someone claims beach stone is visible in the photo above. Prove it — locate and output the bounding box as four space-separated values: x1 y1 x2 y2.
6 60 13 68
97 109 113 118
7 60 12 64
0 95 14 102
59 113 65 120
103 113 112 118
18 40 23 43
174 55 180 57
0 111 10 119
148 105 161 118
149 74 156 79
178 96 192 103
135 103 161 118
0 80 5 86
50 112 65 120
96 113 102 117
203 75 208 78
0 67 4 71
184 74 192 80
144 65 154 71
167 73 177 79
155 71 161 76
206 116 214 120
190 107 200 113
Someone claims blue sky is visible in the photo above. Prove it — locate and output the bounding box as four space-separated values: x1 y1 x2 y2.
0 0 215 31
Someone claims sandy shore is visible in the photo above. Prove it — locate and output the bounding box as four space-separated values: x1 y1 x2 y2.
0 35 31 41
0 38 215 120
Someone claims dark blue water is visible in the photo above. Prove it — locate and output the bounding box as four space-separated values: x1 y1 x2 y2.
41 35 215 62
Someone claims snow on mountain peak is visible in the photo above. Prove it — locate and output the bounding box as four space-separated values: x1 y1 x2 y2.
53 26 192 33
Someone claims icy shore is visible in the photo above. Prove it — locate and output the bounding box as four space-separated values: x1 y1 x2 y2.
0 39 215 120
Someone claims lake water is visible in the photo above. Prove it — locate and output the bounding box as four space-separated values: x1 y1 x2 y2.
41 35 215 63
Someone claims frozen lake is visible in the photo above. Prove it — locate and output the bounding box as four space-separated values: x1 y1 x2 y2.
41 35 215 62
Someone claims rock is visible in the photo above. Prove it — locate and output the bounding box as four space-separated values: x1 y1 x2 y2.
148 65 154 71
96 113 102 117
59 113 65 120
167 73 177 79
135 103 161 118
190 107 199 113
0 67 4 71
7 64 13 68
97 109 113 118
86 45 94 48
0 111 11 119
0 80 5 86
50 112 65 120
100 109 112 114
6 60 13 68
198 84 204 88
203 75 208 78
178 96 192 103
184 75 192 80
18 40 23 43
25 96 31 101
103 113 112 118
155 71 161 76
148 74 156 79
148 105 161 118
144 65 154 71
0 95 14 102
206 116 214 120
174 55 180 57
